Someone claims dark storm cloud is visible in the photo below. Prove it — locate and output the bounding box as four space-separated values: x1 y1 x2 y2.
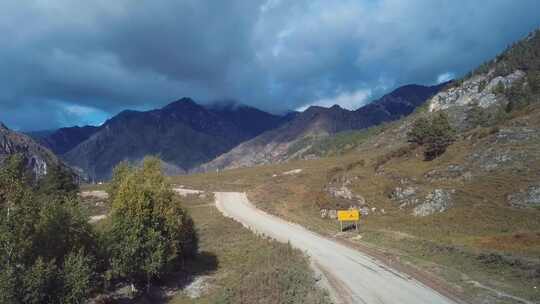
1 0 540 130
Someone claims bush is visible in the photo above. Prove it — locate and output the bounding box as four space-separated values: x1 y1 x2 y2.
408 113 456 160
107 157 198 291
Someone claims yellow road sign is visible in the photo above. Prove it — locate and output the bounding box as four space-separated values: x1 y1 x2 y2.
337 210 360 221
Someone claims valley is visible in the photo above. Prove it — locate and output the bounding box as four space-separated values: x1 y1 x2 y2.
1 9 540 303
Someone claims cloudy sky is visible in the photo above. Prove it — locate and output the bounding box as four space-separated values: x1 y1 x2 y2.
1 0 540 131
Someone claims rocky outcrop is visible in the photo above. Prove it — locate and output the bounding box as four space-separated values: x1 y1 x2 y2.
468 147 526 172
507 185 540 208
390 186 419 208
428 70 526 112
0 122 61 179
413 189 454 217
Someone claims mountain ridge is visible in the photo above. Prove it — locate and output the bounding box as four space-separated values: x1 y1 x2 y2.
199 82 447 171
63 98 293 180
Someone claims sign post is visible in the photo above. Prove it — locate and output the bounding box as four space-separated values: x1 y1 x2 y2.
337 210 360 232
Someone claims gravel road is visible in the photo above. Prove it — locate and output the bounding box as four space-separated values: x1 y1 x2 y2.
215 191 459 304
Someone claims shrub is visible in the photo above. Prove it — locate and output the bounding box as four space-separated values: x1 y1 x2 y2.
407 117 430 145
107 157 198 291
408 113 456 160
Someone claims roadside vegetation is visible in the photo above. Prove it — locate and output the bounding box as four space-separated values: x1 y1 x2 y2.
0 155 198 303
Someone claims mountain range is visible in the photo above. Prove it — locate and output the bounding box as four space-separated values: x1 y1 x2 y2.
18 83 446 180
200 82 447 171
57 99 292 180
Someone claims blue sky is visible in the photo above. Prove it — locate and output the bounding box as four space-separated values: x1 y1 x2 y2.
1 0 540 131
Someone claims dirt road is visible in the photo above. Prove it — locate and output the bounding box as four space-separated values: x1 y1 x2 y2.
215 191 459 304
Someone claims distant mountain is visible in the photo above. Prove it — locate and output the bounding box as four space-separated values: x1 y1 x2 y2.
29 125 100 155
63 98 291 180
200 83 446 170
0 122 62 179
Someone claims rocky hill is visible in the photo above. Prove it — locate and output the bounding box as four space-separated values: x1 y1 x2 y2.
0 122 62 179
200 82 446 171
63 98 291 180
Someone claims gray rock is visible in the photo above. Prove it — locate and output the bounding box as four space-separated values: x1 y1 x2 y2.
428 70 525 112
495 127 539 144
413 189 454 216
468 148 524 172
327 184 366 205
390 186 419 208
508 185 540 208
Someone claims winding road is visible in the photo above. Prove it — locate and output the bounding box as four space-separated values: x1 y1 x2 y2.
214 191 459 304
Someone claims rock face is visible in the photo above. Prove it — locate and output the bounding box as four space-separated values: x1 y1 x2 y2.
201 83 446 171
413 189 454 217
64 98 291 180
428 70 526 112
508 185 540 208
0 122 61 179
390 186 419 208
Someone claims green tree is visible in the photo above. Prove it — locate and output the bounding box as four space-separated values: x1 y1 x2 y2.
108 157 197 292
407 117 430 145
36 164 78 200
22 258 59 304
423 113 456 160
0 154 96 303
106 160 132 203
61 249 95 304
408 113 456 160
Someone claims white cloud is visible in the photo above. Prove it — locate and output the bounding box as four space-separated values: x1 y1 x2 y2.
436 72 455 84
297 89 372 111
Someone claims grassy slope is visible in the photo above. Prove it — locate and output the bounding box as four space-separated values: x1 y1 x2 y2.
172 104 540 303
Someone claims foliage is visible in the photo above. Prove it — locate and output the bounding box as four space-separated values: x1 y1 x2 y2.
61 249 95 303
107 156 198 291
407 117 430 145
0 154 96 303
36 164 79 200
106 160 132 202
407 113 456 160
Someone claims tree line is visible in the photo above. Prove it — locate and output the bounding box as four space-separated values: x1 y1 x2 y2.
0 155 197 303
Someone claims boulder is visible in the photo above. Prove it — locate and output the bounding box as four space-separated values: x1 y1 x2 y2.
413 189 454 216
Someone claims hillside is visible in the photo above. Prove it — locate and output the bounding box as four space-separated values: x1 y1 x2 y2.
64 98 291 180
200 82 446 171
0 122 62 179
30 125 99 155
174 30 540 303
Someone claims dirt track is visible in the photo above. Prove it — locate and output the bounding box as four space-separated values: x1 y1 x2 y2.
215 191 458 304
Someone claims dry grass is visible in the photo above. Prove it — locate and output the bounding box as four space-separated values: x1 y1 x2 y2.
175 105 540 303
169 193 331 304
